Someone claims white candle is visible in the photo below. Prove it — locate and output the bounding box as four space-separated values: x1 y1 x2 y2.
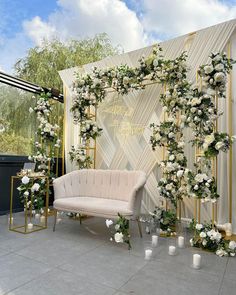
40 216 45 223
193 254 201 269
28 223 33 230
168 245 176 256
178 236 185 248
145 249 152 260
35 213 40 220
152 235 158 247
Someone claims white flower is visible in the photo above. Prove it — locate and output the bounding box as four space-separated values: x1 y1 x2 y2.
216 249 227 257
115 224 120 231
190 238 194 246
168 132 175 139
22 176 30 185
194 184 199 190
200 232 206 238
196 223 203 230
215 141 224 150
202 239 207 246
31 183 40 192
214 72 225 82
177 170 184 178
24 191 29 196
105 219 113 228
204 134 215 146
204 65 214 74
169 155 175 161
215 64 224 71
114 232 124 243
229 241 236 250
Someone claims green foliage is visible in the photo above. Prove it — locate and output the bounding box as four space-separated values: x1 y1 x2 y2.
14 33 121 91
0 84 37 155
116 213 131 250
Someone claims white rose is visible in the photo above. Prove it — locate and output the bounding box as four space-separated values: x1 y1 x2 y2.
205 134 215 145
214 72 225 82
204 65 214 74
190 238 194 246
114 232 124 243
115 224 120 231
200 232 206 238
215 141 224 150
168 132 175 139
229 241 236 250
202 239 207 246
169 155 175 161
196 223 203 230
176 170 184 178
105 219 113 228
215 63 224 71
22 176 30 185
31 183 40 192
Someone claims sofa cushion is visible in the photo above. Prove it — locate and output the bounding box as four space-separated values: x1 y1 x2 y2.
53 197 133 217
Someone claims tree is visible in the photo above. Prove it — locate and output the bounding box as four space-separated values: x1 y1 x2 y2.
14 33 121 91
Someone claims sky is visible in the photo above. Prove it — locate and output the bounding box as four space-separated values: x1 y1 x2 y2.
0 0 236 73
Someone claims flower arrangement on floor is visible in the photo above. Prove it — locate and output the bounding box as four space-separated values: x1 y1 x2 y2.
106 213 131 250
189 221 236 257
17 175 46 214
150 207 177 236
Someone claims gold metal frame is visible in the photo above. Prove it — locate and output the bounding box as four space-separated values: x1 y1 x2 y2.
9 175 49 234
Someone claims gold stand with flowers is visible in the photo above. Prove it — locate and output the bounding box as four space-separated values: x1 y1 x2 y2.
9 175 49 234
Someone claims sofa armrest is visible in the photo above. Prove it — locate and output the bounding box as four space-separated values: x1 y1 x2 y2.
128 173 146 217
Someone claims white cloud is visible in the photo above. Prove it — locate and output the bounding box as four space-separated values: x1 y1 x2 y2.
141 0 236 39
23 16 56 46
23 0 147 52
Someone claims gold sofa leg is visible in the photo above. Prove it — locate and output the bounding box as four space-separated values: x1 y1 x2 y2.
53 209 57 232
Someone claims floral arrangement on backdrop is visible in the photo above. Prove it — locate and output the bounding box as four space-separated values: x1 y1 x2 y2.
106 213 131 250
71 45 236 254
150 52 190 208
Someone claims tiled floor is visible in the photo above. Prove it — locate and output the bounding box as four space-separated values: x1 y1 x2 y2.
0 213 235 295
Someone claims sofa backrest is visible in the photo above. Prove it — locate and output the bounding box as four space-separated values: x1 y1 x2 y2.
54 169 146 202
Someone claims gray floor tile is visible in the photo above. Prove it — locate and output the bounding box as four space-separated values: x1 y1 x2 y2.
15 234 104 267
121 259 222 295
219 277 236 295
6 268 116 295
59 243 147 289
0 253 51 295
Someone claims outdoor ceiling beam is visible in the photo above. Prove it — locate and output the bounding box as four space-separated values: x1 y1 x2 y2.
0 71 64 103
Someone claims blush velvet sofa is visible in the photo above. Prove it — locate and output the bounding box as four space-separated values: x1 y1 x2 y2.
52 169 147 236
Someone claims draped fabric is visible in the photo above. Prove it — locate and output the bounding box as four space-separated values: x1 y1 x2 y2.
59 19 236 233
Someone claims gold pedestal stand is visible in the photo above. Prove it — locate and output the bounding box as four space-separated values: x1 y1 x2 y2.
9 175 49 234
